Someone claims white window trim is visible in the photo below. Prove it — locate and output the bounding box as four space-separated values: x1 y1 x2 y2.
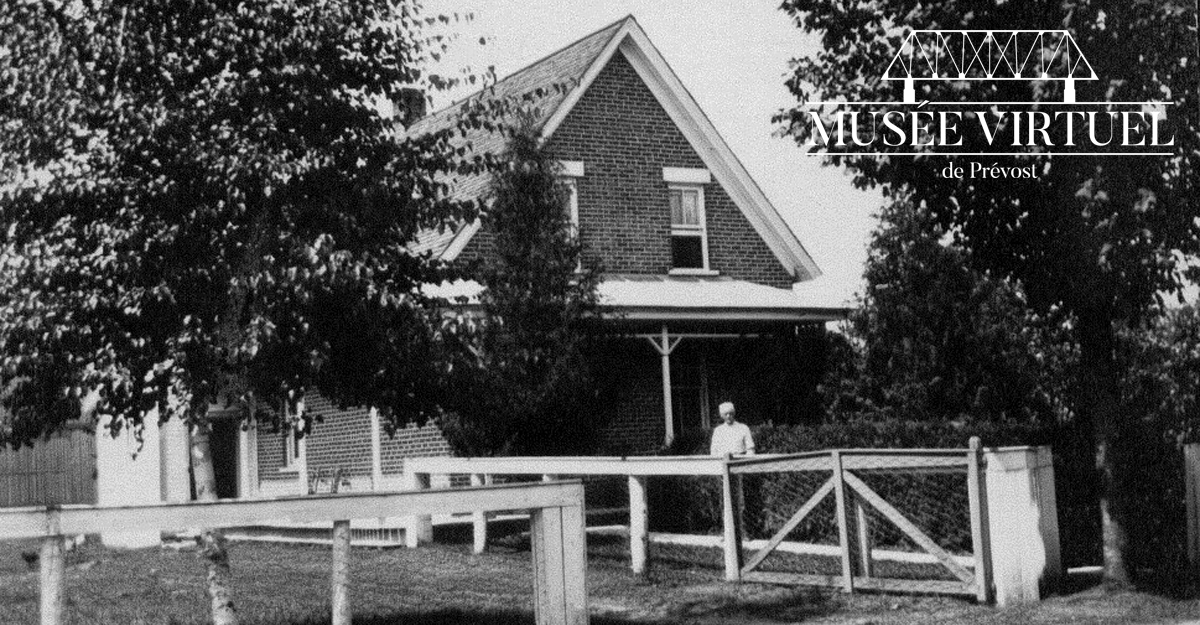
668 183 711 272
561 177 580 233
558 160 585 178
558 174 583 273
669 267 720 276
663 167 711 184
280 401 307 474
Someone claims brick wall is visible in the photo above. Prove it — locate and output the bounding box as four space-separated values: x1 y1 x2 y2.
256 422 289 482
303 395 372 478
254 394 454 491
461 51 794 288
380 421 452 475
593 344 665 455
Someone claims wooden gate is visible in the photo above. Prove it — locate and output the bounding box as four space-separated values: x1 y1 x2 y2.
728 438 992 601
0 424 96 507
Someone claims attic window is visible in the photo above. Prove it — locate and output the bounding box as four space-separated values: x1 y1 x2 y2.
669 185 708 270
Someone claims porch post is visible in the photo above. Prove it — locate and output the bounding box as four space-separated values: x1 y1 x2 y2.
646 324 682 446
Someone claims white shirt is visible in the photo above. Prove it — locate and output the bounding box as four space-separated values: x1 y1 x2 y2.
710 422 755 456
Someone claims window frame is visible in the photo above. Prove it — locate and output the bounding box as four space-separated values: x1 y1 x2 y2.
280 401 307 474
668 183 711 273
561 176 580 237
557 166 583 273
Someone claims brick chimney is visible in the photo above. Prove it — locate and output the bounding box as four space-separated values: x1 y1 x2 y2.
392 87 427 126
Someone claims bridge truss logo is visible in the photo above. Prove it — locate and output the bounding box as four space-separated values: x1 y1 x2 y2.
884 30 1096 103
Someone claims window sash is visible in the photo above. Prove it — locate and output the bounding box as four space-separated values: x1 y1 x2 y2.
670 188 701 227
668 184 708 270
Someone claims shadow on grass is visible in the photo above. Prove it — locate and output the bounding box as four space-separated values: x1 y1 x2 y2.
274 595 847 625
276 609 664 625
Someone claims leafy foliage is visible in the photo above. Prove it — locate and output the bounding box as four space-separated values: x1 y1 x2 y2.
439 127 605 455
0 0 485 446
824 200 1075 423
1119 305 1200 445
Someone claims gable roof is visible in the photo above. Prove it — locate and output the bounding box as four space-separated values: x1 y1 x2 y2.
410 16 822 281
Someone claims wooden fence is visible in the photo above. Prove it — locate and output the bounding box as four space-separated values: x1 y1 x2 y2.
402 455 728 576
0 481 588 625
0 426 96 507
404 443 1060 606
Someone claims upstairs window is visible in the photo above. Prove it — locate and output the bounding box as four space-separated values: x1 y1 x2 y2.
669 185 708 270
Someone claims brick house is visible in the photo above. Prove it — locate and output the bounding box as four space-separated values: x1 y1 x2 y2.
191 15 848 502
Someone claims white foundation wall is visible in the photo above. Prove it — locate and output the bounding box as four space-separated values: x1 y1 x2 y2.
95 416 163 548
159 418 191 504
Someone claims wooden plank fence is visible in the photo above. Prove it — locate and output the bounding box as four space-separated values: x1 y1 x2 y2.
0 426 96 507
0 481 588 625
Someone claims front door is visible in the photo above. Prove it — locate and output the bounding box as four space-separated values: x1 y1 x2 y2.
209 418 240 499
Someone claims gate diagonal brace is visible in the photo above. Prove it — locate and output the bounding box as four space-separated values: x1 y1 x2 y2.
742 477 835 575
842 471 975 585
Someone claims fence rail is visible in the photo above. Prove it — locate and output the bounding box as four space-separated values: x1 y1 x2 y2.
404 455 730 476
0 481 588 625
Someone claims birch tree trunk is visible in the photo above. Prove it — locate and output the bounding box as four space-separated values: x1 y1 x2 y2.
191 421 239 625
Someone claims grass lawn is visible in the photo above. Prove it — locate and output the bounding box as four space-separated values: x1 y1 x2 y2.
0 535 1197 624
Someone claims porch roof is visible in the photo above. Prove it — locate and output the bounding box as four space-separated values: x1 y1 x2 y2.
425 274 850 322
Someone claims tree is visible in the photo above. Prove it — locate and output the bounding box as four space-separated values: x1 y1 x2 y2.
439 126 606 455
826 199 1073 424
0 1 479 622
779 0 1198 584
1113 304 1200 574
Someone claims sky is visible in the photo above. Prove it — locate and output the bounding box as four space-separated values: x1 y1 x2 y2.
420 0 882 305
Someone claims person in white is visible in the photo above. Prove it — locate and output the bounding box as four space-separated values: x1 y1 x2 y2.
710 401 755 456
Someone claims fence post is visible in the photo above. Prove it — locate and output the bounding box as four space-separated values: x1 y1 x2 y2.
984 446 1060 606
831 451 854 593
40 508 64 625
628 475 649 576
853 496 873 578
331 519 352 625
401 467 432 548
721 454 743 582
1186 443 1200 568
471 474 489 554
967 437 993 603
530 503 589 625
